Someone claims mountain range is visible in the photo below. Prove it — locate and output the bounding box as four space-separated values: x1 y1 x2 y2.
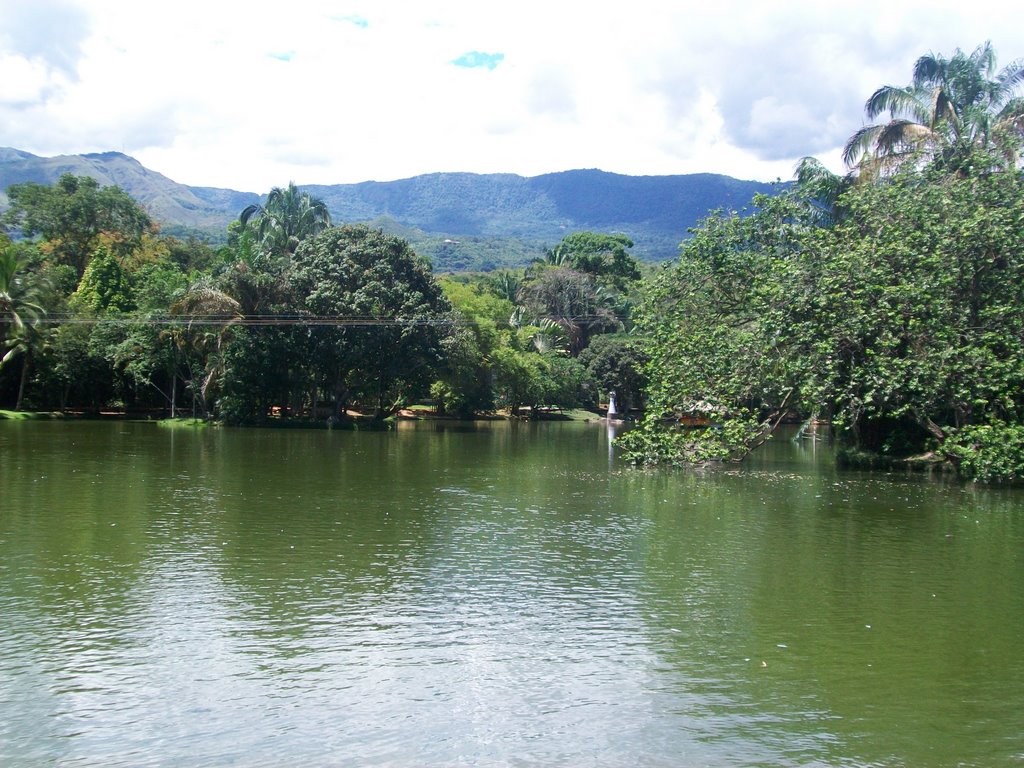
0 147 782 271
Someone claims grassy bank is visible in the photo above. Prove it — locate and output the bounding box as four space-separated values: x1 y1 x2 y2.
156 417 213 428
0 410 64 420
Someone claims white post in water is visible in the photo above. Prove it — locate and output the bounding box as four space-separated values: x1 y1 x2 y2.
607 390 619 420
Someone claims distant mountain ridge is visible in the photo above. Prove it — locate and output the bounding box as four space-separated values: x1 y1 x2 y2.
0 147 781 270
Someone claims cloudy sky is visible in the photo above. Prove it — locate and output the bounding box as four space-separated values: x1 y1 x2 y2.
2 0 1023 192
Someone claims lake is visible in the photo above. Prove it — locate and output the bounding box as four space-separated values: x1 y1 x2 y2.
1 420 1023 766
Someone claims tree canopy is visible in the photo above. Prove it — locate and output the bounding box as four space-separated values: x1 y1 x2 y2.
288 225 452 421
3 174 152 278
622 145 1024 479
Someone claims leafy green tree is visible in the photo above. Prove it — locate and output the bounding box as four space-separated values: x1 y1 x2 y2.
555 231 641 285
70 246 136 314
3 174 152 278
619 194 812 464
490 345 547 416
289 225 451 421
797 153 1024 474
217 326 301 424
110 274 241 418
41 323 116 413
430 321 493 417
432 278 517 417
239 182 331 259
625 148 1024 480
538 353 590 409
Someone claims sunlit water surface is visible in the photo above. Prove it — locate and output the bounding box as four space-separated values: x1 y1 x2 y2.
1 420 1023 766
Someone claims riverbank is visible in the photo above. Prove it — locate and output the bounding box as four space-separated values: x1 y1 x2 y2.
0 409 64 420
1 406 609 426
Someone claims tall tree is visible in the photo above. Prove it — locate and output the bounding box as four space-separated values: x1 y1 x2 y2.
0 247 45 339
289 225 451 422
238 182 331 259
1 248 49 410
3 174 152 278
619 193 812 464
844 42 1024 175
555 231 641 285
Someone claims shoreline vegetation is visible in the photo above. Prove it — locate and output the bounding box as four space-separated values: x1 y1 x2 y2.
3 42 1024 480
1 406 607 425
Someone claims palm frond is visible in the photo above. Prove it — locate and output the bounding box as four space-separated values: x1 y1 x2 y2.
843 124 883 167
865 85 923 120
912 52 945 87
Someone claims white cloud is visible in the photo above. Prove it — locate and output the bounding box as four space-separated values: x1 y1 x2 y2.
0 54 56 105
1 0 1023 191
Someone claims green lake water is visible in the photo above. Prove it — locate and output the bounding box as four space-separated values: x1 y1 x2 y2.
1 420 1023 766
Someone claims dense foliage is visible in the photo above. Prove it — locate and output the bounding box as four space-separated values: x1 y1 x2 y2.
619 44 1024 480
622 145 1024 480
1 174 638 424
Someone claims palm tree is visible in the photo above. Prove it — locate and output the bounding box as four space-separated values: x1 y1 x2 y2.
489 270 523 304
1 248 48 410
527 243 573 274
793 156 854 227
165 278 242 417
0 248 45 336
522 267 619 356
238 182 332 258
2 323 46 411
843 42 1024 175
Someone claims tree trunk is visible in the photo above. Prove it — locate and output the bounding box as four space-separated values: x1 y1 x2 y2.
332 380 349 422
170 374 177 419
15 351 31 411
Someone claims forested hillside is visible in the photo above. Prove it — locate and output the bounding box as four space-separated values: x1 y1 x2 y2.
0 148 778 269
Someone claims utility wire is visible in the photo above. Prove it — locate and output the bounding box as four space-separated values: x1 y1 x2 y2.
4 313 618 327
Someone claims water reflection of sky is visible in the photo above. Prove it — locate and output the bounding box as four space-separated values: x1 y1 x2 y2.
1 421 1023 766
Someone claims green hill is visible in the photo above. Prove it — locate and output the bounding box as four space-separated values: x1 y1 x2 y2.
0 147 782 270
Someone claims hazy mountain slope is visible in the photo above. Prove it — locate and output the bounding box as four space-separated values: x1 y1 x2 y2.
0 148 259 235
0 147 781 267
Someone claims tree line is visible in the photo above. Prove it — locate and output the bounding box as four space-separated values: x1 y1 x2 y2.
0 176 646 425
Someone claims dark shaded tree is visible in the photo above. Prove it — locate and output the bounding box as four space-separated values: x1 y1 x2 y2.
578 334 649 413
521 267 619 356
289 225 452 422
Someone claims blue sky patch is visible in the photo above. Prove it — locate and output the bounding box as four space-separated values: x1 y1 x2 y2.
268 51 294 62
452 51 504 71
335 15 369 28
